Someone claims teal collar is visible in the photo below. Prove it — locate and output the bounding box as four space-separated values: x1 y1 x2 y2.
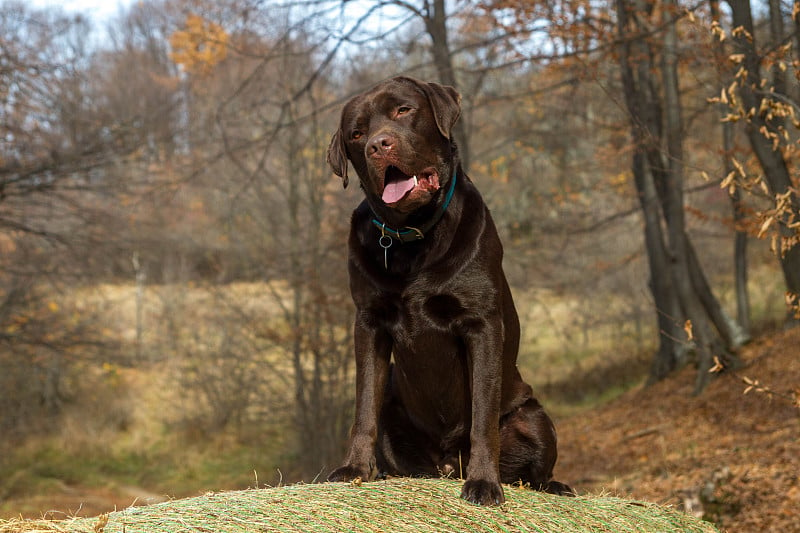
371 170 457 244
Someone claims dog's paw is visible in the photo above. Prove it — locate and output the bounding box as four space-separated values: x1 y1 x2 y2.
460 479 506 506
327 464 370 483
544 480 576 496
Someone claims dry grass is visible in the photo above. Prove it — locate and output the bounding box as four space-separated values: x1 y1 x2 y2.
0 478 717 533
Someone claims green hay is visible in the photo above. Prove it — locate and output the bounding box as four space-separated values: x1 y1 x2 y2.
0 478 718 533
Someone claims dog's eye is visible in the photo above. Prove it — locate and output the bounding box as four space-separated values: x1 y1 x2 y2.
351 130 363 141
396 106 412 116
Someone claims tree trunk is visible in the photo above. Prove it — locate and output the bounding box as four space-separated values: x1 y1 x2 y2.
659 0 719 392
768 0 787 99
616 0 686 381
635 152 687 380
421 0 471 171
732 197 751 330
727 0 800 320
725 115 751 334
286 103 310 465
616 0 744 391
794 1 800 64
711 0 752 336
686 239 750 348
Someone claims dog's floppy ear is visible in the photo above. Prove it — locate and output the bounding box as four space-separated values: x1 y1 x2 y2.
419 81 462 140
326 127 349 188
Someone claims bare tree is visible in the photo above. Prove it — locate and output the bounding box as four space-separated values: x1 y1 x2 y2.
0 2 141 435
166 1 357 476
615 0 745 392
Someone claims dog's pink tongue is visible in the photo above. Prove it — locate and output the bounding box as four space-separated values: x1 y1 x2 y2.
382 176 416 204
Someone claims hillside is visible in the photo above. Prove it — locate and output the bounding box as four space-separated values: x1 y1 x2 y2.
0 478 716 533
0 327 796 532
555 325 800 532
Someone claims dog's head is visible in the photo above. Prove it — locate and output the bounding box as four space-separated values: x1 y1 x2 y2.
327 76 461 214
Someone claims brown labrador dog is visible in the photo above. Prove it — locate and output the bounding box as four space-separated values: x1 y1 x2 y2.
326 76 570 505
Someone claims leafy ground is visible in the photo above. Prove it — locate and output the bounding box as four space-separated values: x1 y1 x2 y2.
555 325 800 532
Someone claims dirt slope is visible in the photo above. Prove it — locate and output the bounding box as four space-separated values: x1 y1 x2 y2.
555 326 800 532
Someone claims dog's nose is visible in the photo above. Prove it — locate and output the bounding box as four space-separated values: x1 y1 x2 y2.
368 134 394 156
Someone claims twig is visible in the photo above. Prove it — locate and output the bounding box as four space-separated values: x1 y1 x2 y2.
623 426 664 441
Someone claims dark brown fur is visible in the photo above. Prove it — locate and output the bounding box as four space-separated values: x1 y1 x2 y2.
326 77 571 505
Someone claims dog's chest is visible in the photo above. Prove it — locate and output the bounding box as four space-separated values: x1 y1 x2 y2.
378 283 488 348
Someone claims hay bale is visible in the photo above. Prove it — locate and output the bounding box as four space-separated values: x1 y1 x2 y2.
0 478 718 533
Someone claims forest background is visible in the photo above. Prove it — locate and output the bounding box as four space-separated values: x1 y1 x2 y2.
1 0 799 528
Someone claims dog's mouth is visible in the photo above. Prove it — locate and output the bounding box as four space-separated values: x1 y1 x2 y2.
381 166 440 205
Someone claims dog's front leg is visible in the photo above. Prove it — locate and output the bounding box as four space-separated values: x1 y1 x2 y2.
460 318 505 506
328 316 391 483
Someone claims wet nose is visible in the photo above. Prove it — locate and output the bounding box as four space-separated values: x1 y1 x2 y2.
368 134 394 156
